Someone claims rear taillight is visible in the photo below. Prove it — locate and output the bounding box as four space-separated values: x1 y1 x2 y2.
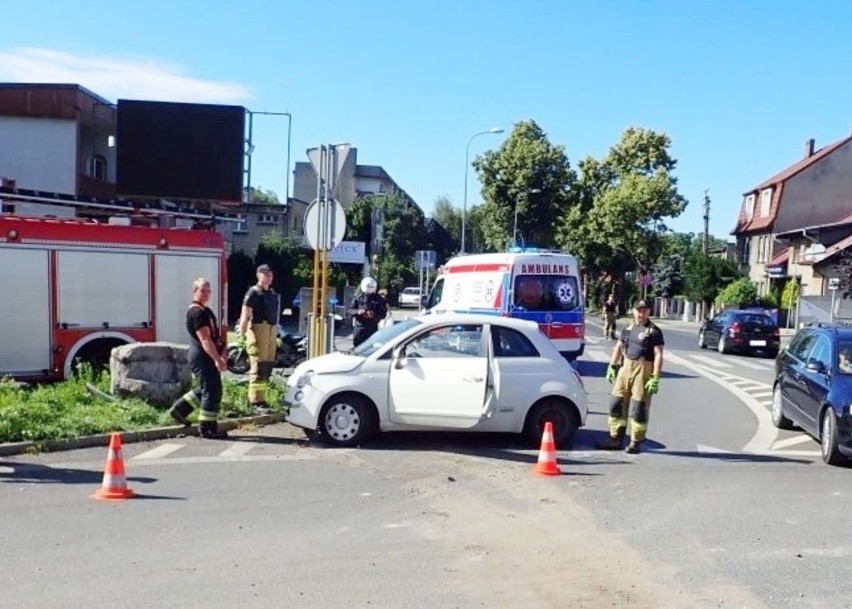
730 322 741 335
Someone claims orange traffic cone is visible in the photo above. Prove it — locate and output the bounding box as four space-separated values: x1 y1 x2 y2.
533 421 562 476
91 433 135 501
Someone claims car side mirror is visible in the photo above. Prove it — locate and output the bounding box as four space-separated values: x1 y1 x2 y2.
806 359 826 375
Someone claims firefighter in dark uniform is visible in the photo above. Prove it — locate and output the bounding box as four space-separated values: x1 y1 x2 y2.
597 300 664 454
350 277 388 347
602 293 618 339
237 264 280 411
168 278 229 439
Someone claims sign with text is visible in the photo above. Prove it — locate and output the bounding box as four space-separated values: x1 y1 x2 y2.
329 241 366 264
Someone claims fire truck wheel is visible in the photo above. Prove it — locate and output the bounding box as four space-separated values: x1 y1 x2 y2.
72 338 127 377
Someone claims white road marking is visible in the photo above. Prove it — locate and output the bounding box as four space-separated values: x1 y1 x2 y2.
666 351 778 453
696 444 734 454
584 348 611 363
128 454 316 466
750 391 773 400
131 443 185 461
773 435 817 450
219 442 256 458
729 359 773 371
688 354 733 368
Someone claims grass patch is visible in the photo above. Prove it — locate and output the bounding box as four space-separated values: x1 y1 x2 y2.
0 365 284 445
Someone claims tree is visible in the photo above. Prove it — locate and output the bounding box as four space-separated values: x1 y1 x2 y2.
558 127 687 310
716 277 759 308
684 252 741 311
653 254 686 298
431 195 461 247
248 187 281 205
781 278 800 311
472 120 576 250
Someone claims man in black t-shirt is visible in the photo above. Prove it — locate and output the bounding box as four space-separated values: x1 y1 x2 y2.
602 294 618 339
237 264 281 412
169 278 229 439
350 277 388 347
598 300 665 454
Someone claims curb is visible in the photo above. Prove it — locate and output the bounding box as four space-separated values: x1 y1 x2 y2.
0 412 288 458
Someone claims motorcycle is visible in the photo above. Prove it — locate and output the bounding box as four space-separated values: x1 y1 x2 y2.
226 325 306 375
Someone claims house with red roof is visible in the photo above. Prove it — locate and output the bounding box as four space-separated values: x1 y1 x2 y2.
731 135 852 297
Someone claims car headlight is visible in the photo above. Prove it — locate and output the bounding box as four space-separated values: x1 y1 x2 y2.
296 371 314 388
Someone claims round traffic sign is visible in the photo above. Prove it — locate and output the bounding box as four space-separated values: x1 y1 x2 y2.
304 199 347 250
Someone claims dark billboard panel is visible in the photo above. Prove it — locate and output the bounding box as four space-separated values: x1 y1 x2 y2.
116 100 245 202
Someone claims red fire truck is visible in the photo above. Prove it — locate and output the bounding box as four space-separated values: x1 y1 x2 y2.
0 215 227 381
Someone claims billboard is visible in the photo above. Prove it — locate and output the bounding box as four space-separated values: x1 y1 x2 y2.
116 100 245 202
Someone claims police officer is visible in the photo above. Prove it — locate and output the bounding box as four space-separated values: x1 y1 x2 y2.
597 300 664 454
168 278 229 439
602 293 618 339
237 264 280 412
350 277 388 347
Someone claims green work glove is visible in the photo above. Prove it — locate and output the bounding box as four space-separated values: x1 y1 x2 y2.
605 364 619 383
236 334 247 349
644 375 660 395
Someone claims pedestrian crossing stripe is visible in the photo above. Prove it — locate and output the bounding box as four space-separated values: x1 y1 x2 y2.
689 354 733 368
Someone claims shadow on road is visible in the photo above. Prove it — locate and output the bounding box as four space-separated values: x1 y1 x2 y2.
653 450 813 464
575 360 696 380
0 461 158 485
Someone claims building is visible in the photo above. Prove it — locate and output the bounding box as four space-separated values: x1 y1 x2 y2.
731 135 852 296
227 197 310 255
0 83 116 201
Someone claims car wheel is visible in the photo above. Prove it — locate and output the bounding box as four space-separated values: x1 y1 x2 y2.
717 335 728 354
317 394 377 448
820 408 847 466
523 399 580 448
698 330 707 349
770 385 793 429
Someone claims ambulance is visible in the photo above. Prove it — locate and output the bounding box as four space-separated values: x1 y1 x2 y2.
424 249 585 360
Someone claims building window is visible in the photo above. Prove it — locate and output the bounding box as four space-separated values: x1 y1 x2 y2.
740 238 751 265
256 213 278 225
760 189 772 218
233 214 247 234
745 194 756 220
90 154 107 181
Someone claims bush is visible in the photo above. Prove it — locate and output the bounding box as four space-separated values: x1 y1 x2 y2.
716 278 759 308
781 279 799 310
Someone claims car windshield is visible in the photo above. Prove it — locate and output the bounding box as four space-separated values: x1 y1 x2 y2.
838 340 852 375
351 318 422 357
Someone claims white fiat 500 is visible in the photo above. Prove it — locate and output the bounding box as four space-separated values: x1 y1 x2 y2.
285 314 587 447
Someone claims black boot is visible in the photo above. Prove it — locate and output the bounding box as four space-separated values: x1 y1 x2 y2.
199 420 228 440
626 440 643 454
168 399 194 427
596 428 625 450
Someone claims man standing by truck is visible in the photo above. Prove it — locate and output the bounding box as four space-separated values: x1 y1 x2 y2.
237 264 280 412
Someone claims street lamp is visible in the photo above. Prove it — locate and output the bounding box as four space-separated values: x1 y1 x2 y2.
245 110 292 205
461 127 503 253
513 188 541 247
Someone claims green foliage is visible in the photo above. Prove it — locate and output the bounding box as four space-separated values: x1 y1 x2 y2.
431 196 462 248
716 278 759 308
781 279 800 310
0 370 283 445
558 127 687 278
684 253 741 307
472 120 576 250
247 187 280 205
653 254 686 298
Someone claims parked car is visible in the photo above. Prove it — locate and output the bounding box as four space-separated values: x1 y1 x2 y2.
698 310 780 357
398 287 422 308
284 313 588 448
772 324 852 466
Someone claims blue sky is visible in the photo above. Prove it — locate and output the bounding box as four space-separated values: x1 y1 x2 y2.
4 0 852 240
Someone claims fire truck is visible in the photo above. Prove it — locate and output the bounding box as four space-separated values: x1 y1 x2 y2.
0 214 227 381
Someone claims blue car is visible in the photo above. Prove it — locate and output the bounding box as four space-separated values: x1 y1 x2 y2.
772 324 852 466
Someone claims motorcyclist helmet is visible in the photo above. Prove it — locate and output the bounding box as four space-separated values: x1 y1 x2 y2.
360 277 378 294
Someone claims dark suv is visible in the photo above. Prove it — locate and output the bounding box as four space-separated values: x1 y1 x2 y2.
772 324 852 466
698 310 780 358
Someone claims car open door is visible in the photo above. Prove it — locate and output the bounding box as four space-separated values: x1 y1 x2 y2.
388 323 488 428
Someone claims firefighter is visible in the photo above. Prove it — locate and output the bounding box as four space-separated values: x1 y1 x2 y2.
597 300 664 454
168 278 229 439
602 293 618 339
350 277 388 347
237 264 281 412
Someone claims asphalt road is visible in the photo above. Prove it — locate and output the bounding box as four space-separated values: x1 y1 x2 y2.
2 314 851 608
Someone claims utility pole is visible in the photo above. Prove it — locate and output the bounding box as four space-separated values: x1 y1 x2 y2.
703 189 711 255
